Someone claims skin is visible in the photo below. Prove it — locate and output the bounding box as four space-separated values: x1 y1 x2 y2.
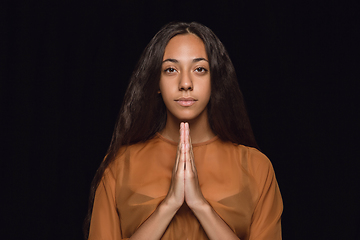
159 33 215 144
130 34 239 240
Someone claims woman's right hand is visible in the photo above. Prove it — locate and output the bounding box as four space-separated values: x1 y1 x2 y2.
129 124 186 239
162 122 186 210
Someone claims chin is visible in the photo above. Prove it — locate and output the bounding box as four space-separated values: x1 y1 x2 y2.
167 108 208 123
175 116 195 122
174 112 205 123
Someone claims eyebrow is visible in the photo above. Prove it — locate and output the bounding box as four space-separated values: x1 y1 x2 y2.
162 58 209 63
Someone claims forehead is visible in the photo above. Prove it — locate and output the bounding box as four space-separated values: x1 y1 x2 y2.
163 34 207 60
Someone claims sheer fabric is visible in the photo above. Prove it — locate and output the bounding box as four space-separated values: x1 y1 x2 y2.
89 133 283 240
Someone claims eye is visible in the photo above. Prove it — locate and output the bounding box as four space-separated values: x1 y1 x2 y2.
194 67 208 73
164 67 177 73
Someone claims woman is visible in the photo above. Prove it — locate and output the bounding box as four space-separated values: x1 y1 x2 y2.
84 22 283 240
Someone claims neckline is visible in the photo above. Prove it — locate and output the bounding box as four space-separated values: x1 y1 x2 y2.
155 132 219 147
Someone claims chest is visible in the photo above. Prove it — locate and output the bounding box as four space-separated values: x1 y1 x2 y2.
115 147 257 237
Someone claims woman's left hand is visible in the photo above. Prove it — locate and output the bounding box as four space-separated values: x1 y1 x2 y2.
180 123 240 240
182 122 208 210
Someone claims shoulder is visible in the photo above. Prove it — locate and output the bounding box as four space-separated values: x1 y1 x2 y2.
227 143 276 186
211 140 275 175
118 135 175 158
240 145 273 174
237 145 278 195
217 141 273 169
109 135 173 168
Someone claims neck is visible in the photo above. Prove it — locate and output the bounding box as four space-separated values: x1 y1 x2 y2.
160 110 215 144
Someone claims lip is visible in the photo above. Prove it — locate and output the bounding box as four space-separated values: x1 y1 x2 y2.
175 97 197 107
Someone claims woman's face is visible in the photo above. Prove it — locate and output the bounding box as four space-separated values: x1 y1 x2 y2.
159 34 211 122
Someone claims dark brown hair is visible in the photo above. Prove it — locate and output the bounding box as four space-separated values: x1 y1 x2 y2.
83 21 258 239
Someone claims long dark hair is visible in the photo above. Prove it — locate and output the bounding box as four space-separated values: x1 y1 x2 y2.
83 21 258 239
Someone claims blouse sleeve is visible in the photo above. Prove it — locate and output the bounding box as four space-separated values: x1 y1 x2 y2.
88 167 129 240
249 149 283 240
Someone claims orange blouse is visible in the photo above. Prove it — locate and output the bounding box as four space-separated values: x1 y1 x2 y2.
89 133 283 240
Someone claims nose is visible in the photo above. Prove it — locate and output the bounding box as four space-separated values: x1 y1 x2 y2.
178 72 193 91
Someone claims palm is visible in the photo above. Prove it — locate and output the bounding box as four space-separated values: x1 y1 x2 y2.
182 123 206 209
164 122 205 210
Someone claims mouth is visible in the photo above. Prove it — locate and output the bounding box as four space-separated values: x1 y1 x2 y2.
175 97 197 107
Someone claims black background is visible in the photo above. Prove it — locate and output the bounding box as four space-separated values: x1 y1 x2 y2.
2 0 359 239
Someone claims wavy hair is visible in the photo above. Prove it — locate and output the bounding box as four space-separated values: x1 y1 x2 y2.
83 21 258 239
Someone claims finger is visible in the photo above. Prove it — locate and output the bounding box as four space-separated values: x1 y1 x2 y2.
175 123 184 172
190 152 196 174
180 122 185 144
174 142 181 172
185 122 189 145
181 122 185 170
184 142 190 173
184 124 192 173
184 123 194 172
183 123 188 171
190 151 195 175
184 123 188 168
181 137 186 171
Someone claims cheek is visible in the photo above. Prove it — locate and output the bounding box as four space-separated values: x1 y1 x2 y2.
159 82 173 104
202 81 212 101
159 78 171 94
